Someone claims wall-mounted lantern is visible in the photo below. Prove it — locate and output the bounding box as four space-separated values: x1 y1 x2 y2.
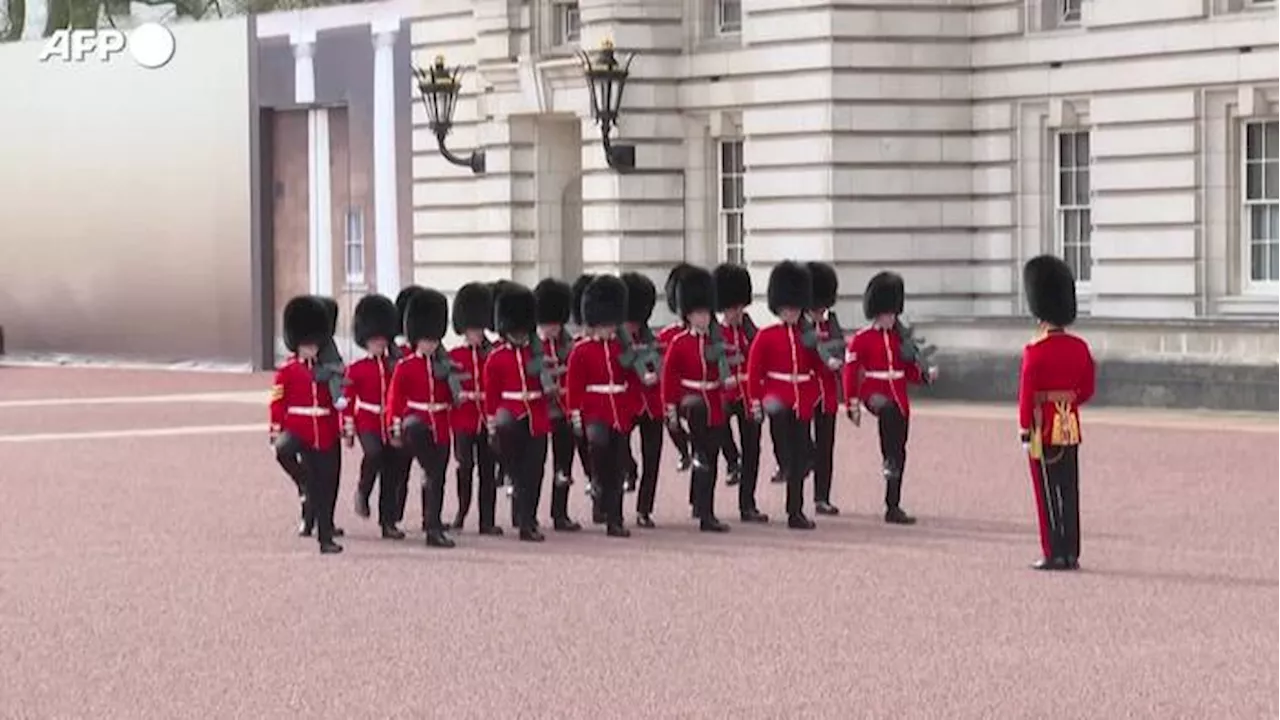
577 38 635 173
413 55 486 175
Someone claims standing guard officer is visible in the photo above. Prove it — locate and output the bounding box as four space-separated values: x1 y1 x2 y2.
1018 255 1096 571
805 262 846 516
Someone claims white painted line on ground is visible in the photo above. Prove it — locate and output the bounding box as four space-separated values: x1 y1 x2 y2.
0 424 262 443
0 391 265 409
911 402 1276 434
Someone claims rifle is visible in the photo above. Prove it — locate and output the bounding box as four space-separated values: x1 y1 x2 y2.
433 345 466 405
895 317 938 382
802 312 848 402
618 325 662 387
704 323 734 409
529 330 571 419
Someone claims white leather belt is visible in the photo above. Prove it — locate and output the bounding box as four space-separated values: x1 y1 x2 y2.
585 383 627 394
407 400 450 412
864 370 905 380
766 372 812 382
680 379 719 390
501 390 543 401
355 399 382 414
287 406 331 417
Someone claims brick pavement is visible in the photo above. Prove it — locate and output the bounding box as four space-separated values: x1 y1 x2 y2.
0 365 1275 719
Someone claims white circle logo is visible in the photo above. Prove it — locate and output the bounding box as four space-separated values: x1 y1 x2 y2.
129 23 175 69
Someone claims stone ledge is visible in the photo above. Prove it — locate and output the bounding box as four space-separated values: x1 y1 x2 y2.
922 349 1279 413
910 316 1279 367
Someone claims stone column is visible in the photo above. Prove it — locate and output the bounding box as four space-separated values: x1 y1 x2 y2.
372 26 401 295
293 36 316 104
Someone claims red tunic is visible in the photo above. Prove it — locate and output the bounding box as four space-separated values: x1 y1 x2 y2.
1018 329 1096 451
625 327 663 420
661 328 727 426
386 351 454 444
537 330 571 414
448 342 488 435
342 353 395 439
484 342 552 437
657 322 684 348
719 317 753 404
812 317 842 415
841 325 924 418
269 356 340 450
565 336 636 433
745 323 823 421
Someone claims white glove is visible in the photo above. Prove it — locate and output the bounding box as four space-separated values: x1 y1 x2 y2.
826 356 843 371
642 372 658 387
333 396 349 411
926 366 939 384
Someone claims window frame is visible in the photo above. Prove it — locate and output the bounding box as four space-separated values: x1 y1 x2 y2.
1240 118 1280 293
549 0 581 48
714 0 742 36
716 138 746 266
1053 128 1093 288
1058 0 1083 24
344 207 366 288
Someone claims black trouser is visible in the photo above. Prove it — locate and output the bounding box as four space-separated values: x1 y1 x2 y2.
550 417 576 521
453 430 497 529
876 404 910 510
357 432 406 527
1036 445 1081 560
393 454 413 525
771 409 813 517
299 444 341 544
633 415 664 515
498 418 548 531
720 400 763 513
685 406 722 520
813 410 837 504
404 417 450 532
275 432 307 490
667 422 690 461
587 423 628 526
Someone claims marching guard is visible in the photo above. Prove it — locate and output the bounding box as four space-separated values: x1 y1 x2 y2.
533 278 584 532
569 274 597 502
565 275 638 538
620 272 665 527
344 294 408 540
1018 255 1095 571
842 272 936 525
448 282 498 532
484 284 552 542
746 261 824 530
715 263 767 523
659 263 696 473
387 289 457 548
660 266 731 532
270 296 345 554
389 285 426 526
805 262 846 516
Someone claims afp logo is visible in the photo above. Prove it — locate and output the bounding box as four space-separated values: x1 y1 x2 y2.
38 23 176 69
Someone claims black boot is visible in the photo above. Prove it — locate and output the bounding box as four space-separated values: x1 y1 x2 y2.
739 508 769 523
354 489 371 519
478 524 504 536
298 497 314 537
519 526 546 542
425 528 455 548
815 501 840 516
884 468 916 525
788 513 816 530
553 516 582 532
319 540 343 554
675 451 692 472
380 524 405 540
1032 557 1066 571
636 513 656 529
606 523 631 538
725 463 741 487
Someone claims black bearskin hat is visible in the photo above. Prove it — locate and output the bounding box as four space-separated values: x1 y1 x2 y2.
714 263 752 311
534 278 572 325
395 286 425 338
353 294 398 349
488 280 521 331
405 288 449 343
676 266 716 318
621 272 657 324
1023 255 1078 327
451 282 493 335
310 295 339 335
570 274 594 327
495 283 537 336
807 262 838 310
862 271 905 319
283 295 331 352
582 275 628 327
664 262 696 314
766 261 812 315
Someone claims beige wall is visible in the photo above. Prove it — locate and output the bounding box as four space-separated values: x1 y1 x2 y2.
0 17 259 364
